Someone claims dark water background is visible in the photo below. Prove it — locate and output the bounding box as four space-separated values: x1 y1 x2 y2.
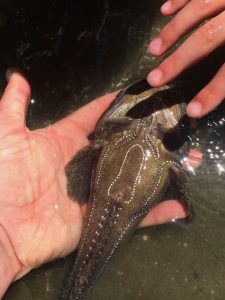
1 0 225 299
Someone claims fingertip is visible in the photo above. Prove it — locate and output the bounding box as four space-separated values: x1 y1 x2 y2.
186 101 203 118
161 0 189 15
5 68 14 82
5 68 27 82
139 200 188 227
148 37 163 56
1 69 31 124
161 1 172 15
6 69 31 95
186 149 203 169
147 68 163 86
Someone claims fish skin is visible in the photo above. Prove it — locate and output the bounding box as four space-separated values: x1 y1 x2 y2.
60 79 190 300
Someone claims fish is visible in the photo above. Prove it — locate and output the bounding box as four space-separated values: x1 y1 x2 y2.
60 79 191 300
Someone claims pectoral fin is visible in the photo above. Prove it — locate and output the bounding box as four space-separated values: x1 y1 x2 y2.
168 166 193 220
65 145 101 203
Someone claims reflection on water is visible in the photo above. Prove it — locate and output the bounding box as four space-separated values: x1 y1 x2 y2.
2 0 225 299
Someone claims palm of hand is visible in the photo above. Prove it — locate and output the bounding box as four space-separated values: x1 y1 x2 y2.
0 124 86 278
0 72 116 278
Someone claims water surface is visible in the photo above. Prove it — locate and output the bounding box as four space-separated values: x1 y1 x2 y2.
1 0 225 299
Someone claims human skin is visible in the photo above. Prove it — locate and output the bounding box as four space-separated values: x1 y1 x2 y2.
0 71 190 297
147 0 225 118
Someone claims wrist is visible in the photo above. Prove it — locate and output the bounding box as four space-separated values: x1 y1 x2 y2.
0 225 21 298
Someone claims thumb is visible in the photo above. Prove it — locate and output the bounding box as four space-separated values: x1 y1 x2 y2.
52 91 118 137
0 69 31 129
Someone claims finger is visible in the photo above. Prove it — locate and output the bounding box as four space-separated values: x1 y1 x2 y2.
150 0 225 56
161 0 190 16
0 69 31 127
53 91 118 136
82 199 189 227
147 11 225 87
77 200 188 228
187 63 225 118
139 200 188 227
182 148 203 170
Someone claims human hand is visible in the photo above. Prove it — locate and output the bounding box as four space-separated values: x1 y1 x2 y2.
0 70 119 285
0 71 194 295
147 0 225 118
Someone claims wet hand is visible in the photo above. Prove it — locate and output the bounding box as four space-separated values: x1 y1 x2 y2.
147 0 225 118
0 70 117 281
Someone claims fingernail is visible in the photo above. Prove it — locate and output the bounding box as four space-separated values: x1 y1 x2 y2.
187 101 203 118
161 1 172 13
147 69 163 86
148 37 162 55
5 68 14 82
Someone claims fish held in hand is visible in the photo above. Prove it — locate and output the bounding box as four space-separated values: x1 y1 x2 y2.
60 79 191 300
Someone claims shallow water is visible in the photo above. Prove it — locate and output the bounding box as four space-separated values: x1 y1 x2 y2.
1 0 225 299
